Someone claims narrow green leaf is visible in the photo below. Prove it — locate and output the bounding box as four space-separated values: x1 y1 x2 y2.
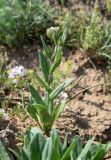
29 85 45 106
24 127 43 150
61 27 67 46
0 141 10 160
50 83 64 101
42 138 60 160
39 52 50 83
51 129 62 156
34 104 52 128
70 151 76 160
41 36 52 59
50 47 62 73
29 132 45 160
9 149 21 160
33 71 51 91
77 137 94 160
93 147 106 160
52 100 66 123
42 138 53 160
61 136 79 160
51 128 59 139
50 78 73 101
51 129 60 145
62 134 68 154
27 104 38 121
21 149 29 160
91 143 111 160
74 137 82 157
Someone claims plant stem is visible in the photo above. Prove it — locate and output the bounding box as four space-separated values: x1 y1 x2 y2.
66 83 103 103
69 71 87 93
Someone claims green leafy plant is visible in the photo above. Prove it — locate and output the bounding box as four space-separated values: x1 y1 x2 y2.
57 11 83 49
82 1 111 61
0 0 54 47
0 141 11 160
1 128 111 160
82 1 101 54
28 27 71 136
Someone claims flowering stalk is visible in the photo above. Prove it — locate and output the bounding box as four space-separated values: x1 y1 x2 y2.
28 27 71 136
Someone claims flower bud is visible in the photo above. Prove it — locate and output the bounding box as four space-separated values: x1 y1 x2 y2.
46 27 59 39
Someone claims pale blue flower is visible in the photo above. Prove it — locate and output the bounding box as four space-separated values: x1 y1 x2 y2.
9 65 27 83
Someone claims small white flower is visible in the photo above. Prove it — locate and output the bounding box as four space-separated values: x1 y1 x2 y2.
9 65 27 83
60 92 68 100
17 66 27 77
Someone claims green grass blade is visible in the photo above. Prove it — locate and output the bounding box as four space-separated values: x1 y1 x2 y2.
77 137 94 160
50 78 73 101
9 149 22 160
61 136 79 160
0 141 11 160
52 100 66 123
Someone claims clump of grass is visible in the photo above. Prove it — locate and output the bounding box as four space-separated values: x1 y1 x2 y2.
82 1 111 61
0 0 54 47
57 10 84 49
82 1 101 54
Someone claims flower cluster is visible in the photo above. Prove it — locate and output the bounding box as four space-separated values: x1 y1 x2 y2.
46 27 60 41
9 65 27 83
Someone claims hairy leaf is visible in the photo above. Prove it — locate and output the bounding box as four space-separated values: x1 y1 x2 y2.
52 100 66 123
34 104 52 128
41 36 52 59
50 47 62 73
33 72 51 91
50 78 73 101
39 52 50 83
29 85 45 106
